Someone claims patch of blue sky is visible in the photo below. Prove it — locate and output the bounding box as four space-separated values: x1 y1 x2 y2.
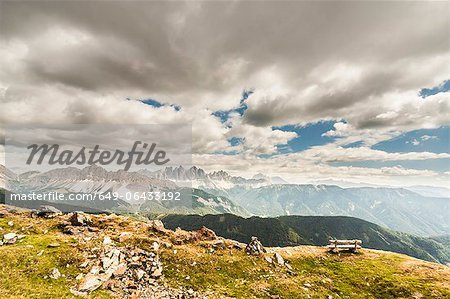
213 110 231 124
140 98 181 111
141 98 163 108
228 137 244 147
331 159 450 173
211 150 240 156
343 141 364 148
273 120 338 153
419 79 450 98
372 126 449 154
212 89 253 124
256 153 274 159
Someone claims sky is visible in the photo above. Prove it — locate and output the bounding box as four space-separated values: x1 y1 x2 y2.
0 1 449 187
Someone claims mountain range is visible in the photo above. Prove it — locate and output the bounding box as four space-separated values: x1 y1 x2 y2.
1 164 449 237
203 184 450 236
1 165 247 216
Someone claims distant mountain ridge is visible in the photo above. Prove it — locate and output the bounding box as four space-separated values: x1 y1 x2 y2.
203 184 450 236
1 164 448 236
161 213 450 265
1 165 248 216
139 166 288 189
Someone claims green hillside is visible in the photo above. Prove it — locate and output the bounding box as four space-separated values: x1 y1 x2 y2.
1 206 449 298
161 213 450 264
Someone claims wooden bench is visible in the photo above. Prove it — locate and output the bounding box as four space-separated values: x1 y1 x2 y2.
327 239 362 253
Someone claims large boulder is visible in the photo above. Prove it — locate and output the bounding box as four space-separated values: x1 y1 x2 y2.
195 226 217 241
148 220 165 233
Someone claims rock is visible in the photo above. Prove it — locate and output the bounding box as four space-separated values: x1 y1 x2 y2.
162 242 172 249
50 268 61 279
37 250 44 256
264 256 274 265
233 242 245 250
135 269 146 280
287 269 297 276
196 226 217 241
7 221 14 227
103 236 113 245
119 232 132 242
63 226 79 235
273 253 284 265
69 212 92 226
80 261 89 268
17 234 26 240
37 205 62 218
76 273 84 280
3 232 17 244
102 248 121 270
285 262 293 270
103 279 118 291
112 263 127 277
90 266 100 275
304 283 312 288
148 220 165 232
151 267 163 278
70 240 168 295
78 274 103 292
212 240 225 249
245 236 266 255
152 241 160 251
48 243 61 248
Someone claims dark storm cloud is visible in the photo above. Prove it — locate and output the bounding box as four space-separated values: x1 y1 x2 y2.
0 1 449 135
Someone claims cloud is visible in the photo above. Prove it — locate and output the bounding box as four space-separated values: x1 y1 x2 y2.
193 153 446 187
298 144 450 163
322 122 353 137
1 1 449 185
406 134 439 146
2 2 448 120
420 135 438 142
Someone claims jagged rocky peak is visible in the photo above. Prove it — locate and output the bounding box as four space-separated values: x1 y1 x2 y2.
189 166 206 179
80 164 109 178
209 170 231 180
148 166 212 181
